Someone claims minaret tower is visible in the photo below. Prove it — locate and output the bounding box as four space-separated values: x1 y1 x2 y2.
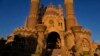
64 0 78 30
64 0 79 50
64 0 92 56
25 0 40 29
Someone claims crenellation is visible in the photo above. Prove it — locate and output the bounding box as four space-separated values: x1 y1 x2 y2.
6 0 99 56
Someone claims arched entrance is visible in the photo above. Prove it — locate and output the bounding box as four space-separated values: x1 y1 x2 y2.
46 32 61 49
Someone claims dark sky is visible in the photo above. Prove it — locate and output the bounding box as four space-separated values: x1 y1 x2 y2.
0 0 100 42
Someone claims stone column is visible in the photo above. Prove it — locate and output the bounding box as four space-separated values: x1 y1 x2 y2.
60 32 66 56
35 24 46 56
71 26 82 56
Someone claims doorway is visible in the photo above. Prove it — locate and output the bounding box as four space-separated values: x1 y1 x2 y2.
46 32 61 49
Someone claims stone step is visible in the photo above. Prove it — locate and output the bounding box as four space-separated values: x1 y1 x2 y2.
51 49 61 56
42 48 67 56
51 49 66 56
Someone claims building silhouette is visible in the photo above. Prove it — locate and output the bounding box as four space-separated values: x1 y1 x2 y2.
6 0 100 56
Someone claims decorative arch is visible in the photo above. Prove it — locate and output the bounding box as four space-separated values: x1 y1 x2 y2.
46 32 61 49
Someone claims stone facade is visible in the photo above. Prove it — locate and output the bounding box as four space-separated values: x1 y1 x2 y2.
7 0 99 56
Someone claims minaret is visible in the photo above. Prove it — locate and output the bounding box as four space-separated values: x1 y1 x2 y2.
25 0 40 29
64 0 78 30
64 1 92 56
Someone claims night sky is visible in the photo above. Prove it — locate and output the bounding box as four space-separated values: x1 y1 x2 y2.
0 0 100 42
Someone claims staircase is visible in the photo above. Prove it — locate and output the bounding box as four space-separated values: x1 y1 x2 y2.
51 49 61 56
42 48 67 56
51 49 66 56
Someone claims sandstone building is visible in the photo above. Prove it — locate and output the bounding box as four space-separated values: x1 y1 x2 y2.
7 0 99 56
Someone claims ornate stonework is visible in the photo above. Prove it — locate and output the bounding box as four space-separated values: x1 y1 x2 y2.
8 0 99 56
